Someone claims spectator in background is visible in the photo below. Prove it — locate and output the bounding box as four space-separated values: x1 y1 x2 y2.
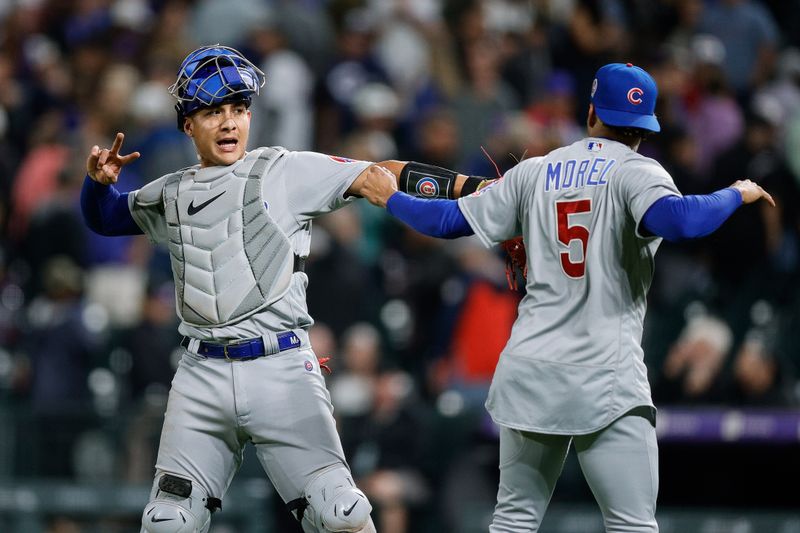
119 281 180 404
306 207 382 335
16 256 98 478
731 308 785 405
92 63 142 141
525 70 583 147
124 62 194 185
370 0 444 115
698 0 779 99
249 10 315 151
344 82 402 162
190 0 269 49
685 35 744 176
356 370 430 533
753 48 800 145
452 36 519 167
7 111 71 244
0 108 18 238
707 109 782 283
657 107 797 405
378 225 459 381
69 40 113 112
430 241 519 409
405 109 461 169
120 280 181 484
139 0 193 64
330 322 383 423
490 0 550 107
550 0 628 123
659 309 733 402
316 2 390 152
20 168 88 298
330 322 429 533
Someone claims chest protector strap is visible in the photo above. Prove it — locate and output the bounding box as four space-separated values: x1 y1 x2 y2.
163 148 293 327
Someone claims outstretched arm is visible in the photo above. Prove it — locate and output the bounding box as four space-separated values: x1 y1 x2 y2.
81 132 144 236
347 160 493 200
642 180 775 242
358 165 474 238
386 194 474 238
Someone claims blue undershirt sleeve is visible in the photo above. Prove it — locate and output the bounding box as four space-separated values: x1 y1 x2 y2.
386 192 474 239
641 187 743 242
80 175 143 236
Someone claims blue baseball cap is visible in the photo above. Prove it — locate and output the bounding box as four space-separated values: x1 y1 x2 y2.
590 63 660 132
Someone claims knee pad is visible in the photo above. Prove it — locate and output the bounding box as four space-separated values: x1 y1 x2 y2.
142 474 218 533
301 465 372 532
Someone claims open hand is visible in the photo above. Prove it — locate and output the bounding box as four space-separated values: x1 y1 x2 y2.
86 132 141 185
730 179 775 207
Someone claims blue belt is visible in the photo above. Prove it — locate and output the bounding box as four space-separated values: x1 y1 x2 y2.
180 331 302 361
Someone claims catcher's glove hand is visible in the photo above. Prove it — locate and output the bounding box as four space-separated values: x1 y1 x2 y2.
501 236 527 291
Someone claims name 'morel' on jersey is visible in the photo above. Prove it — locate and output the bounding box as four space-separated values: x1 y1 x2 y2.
458 137 680 435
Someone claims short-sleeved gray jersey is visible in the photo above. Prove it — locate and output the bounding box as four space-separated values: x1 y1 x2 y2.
458 137 680 434
128 149 369 341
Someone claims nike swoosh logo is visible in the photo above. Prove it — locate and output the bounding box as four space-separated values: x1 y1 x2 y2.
187 191 225 215
343 500 359 517
151 517 174 523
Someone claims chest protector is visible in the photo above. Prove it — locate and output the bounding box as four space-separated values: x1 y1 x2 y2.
162 148 293 327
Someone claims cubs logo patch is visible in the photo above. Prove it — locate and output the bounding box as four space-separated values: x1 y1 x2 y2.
627 87 643 105
328 155 355 163
304 360 313 371
416 177 439 197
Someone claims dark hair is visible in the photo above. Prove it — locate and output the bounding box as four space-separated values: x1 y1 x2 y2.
604 124 655 144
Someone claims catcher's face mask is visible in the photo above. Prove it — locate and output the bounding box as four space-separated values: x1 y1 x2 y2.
169 45 265 130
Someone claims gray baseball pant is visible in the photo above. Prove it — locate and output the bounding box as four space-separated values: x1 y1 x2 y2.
490 411 659 533
142 345 351 530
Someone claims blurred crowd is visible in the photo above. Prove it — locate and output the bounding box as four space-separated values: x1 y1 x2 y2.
0 0 799 531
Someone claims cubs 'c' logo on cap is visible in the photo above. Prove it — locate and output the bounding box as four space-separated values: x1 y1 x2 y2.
591 78 598 97
627 87 644 105
416 177 439 197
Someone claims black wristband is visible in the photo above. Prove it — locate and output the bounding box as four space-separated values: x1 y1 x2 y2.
460 176 493 197
399 162 459 199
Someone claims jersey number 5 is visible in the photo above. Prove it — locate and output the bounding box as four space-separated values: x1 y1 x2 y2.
555 199 592 278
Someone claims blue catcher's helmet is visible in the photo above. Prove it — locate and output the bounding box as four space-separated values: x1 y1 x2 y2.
168 45 266 130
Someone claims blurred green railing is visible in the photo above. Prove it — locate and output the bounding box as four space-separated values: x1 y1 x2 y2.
0 478 272 533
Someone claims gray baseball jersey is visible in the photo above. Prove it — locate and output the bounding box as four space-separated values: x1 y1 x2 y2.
458 137 680 434
127 149 373 532
129 149 369 340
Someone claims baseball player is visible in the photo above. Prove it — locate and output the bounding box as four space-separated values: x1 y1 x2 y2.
80 44 493 533
80 45 385 533
358 63 774 532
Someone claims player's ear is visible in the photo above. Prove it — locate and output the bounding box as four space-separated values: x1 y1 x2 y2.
587 104 598 129
184 117 193 138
